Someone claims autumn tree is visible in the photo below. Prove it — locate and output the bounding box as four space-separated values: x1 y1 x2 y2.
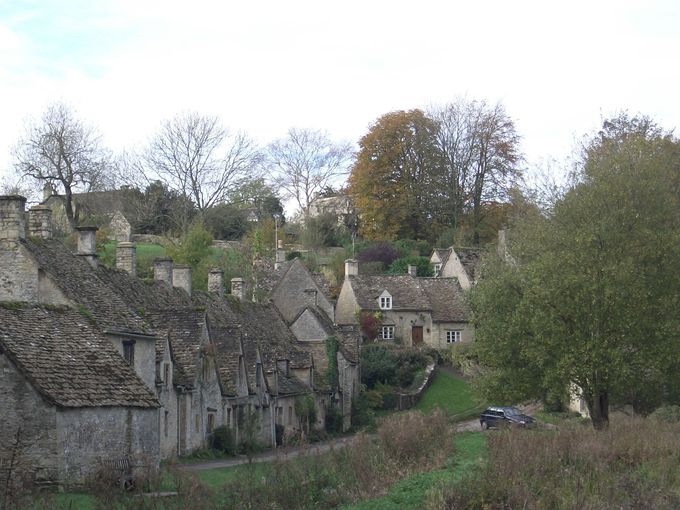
140 112 262 232
13 103 113 231
470 114 680 429
267 128 353 219
348 110 443 241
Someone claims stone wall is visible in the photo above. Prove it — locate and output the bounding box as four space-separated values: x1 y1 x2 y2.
56 407 159 485
0 354 59 488
290 310 328 342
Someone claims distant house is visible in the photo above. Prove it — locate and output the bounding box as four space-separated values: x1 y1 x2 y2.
336 260 472 347
429 246 484 289
43 187 132 241
306 193 354 225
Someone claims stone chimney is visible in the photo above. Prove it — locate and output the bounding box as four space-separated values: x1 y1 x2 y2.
0 195 27 242
231 277 246 301
42 183 54 202
275 240 286 270
173 264 192 297
116 242 136 277
76 226 98 268
407 264 418 277
345 259 358 277
28 205 52 239
154 258 173 286
208 267 224 297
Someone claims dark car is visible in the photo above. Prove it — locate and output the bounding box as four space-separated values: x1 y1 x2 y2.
480 406 535 430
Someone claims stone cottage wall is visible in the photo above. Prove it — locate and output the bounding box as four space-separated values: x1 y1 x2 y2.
0 354 59 488
55 407 159 486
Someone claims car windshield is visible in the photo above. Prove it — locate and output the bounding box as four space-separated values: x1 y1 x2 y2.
504 407 522 416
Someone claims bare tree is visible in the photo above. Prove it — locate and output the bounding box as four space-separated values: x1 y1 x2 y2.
267 128 354 219
12 103 113 231
141 112 262 232
430 99 522 244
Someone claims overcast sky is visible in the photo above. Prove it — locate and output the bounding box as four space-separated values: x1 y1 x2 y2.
1 0 679 189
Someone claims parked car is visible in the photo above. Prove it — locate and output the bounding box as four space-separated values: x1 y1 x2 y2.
480 406 535 429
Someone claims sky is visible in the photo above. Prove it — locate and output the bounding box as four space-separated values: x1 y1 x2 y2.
1 0 679 192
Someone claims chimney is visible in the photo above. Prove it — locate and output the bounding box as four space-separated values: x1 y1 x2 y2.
28 205 52 239
172 264 192 297
208 267 224 297
116 242 136 277
154 258 173 286
407 264 418 277
231 277 246 301
76 226 98 268
0 195 27 242
275 244 286 270
345 259 358 277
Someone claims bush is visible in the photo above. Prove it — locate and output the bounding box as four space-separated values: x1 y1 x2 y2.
361 345 397 388
393 238 432 257
387 256 434 276
650 405 680 423
356 241 400 268
210 425 235 454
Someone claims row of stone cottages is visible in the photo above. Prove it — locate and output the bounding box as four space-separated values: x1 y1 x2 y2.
0 195 359 488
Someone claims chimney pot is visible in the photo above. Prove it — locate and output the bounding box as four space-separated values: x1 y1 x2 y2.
75 226 98 268
208 267 224 297
154 258 174 286
116 242 137 277
344 259 358 277
172 264 192 297
0 195 27 241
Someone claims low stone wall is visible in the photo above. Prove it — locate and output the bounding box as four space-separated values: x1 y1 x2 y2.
131 234 175 246
394 362 436 411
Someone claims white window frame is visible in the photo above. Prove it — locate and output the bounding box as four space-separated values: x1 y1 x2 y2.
379 296 392 310
434 263 442 277
380 326 395 340
446 330 462 343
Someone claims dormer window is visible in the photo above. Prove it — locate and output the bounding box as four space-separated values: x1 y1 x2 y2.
123 340 135 366
434 263 442 277
379 292 392 310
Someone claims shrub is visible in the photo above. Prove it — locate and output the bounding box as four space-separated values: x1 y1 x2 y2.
356 241 400 268
210 425 235 454
359 311 381 341
387 256 434 276
377 410 450 467
393 350 430 388
649 405 680 423
361 345 397 388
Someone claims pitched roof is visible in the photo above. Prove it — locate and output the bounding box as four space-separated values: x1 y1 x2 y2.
456 248 484 282
0 304 158 408
348 275 431 310
22 239 150 334
418 278 470 322
432 248 452 266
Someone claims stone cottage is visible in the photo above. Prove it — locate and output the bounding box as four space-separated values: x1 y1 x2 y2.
336 259 472 347
429 246 484 289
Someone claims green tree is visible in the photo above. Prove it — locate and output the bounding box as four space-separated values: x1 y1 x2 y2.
470 115 680 429
349 110 443 241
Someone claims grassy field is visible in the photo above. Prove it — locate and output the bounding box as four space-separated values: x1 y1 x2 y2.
415 369 485 419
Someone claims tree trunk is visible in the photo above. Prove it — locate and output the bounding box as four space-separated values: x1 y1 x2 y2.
586 391 609 430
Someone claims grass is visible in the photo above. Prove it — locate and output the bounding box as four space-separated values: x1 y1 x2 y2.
415 369 485 419
342 432 486 510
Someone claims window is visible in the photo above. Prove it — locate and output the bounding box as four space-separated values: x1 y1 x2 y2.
380 326 395 340
276 406 283 425
288 406 293 426
434 263 442 277
163 363 170 387
226 408 232 427
379 296 392 310
195 414 200 433
164 411 169 437
123 340 135 366
446 330 462 343
207 413 215 433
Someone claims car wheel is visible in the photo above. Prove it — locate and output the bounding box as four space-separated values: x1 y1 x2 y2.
481 420 489 430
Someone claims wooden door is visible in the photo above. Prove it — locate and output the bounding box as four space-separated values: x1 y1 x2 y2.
411 326 423 346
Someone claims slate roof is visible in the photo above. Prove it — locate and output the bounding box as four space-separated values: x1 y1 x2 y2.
145 309 206 389
193 292 313 392
432 248 451 267
22 239 150 334
0 304 158 408
348 275 431 311
418 278 470 322
456 248 484 282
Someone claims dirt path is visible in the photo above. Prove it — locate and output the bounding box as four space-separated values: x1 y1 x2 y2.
179 435 357 471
